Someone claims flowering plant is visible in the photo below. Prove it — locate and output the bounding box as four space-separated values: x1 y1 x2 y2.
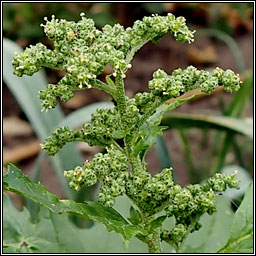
5 13 243 253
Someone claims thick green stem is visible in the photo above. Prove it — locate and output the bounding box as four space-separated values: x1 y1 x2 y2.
148 229 162 253
114 71 144 173
125 135 144 172
115 71 127 123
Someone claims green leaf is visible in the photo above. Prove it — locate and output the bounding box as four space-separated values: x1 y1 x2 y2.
3 38 83 198
3 164 145 243
105 74 116 88
150 215 167 231
217 183 253 253
3 193 148 253
134 125 167 157
162 113 253 140
182 196 235 253
81 222 148 253
128 206 142 225
134 94 200 158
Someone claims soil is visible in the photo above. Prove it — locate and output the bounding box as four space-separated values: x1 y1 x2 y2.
3 10 253 201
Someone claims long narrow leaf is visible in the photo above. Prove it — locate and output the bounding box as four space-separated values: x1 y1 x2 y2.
162 113 252 140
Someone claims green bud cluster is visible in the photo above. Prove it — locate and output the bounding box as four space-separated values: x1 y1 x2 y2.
42 106 124 156
149 66 241 98
12 43 58 77
41 127 81 156
64 146 128 206
126 168 175 214
122 97 141 128
135 92 155 114
12 13 195 110
159 171 239 249
161 224 187 249
81 107 124 147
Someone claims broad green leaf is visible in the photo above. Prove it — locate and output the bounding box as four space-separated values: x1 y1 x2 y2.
154 136 172 169
3 38 83 198
81 222 148 253
217 183 253 253
3 164 146 243
182 196 235 253
162 113 253 140
3 193 148 253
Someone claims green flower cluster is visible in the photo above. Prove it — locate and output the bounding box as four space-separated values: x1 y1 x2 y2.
12 13 195 110
41 127 81 156
81 107 124 146
148 66 241 98
12 43 58 77
42 106 124 155
159 172 239 249
64 146 128 207
135 92 156 114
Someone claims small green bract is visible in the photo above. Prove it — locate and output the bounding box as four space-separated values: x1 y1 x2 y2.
12 12 241 253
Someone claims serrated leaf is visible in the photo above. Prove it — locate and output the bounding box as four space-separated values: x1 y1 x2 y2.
3 193 88 253
134 125 167 157
217 184 253 253
3 164 145 243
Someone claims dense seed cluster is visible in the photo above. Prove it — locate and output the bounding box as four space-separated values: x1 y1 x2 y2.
12 13 195 110
41 127 81 156
64 146 128 206
148 66 241 99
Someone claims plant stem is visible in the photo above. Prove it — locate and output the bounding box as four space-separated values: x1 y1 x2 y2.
148 229 162 253
115 71 127 124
